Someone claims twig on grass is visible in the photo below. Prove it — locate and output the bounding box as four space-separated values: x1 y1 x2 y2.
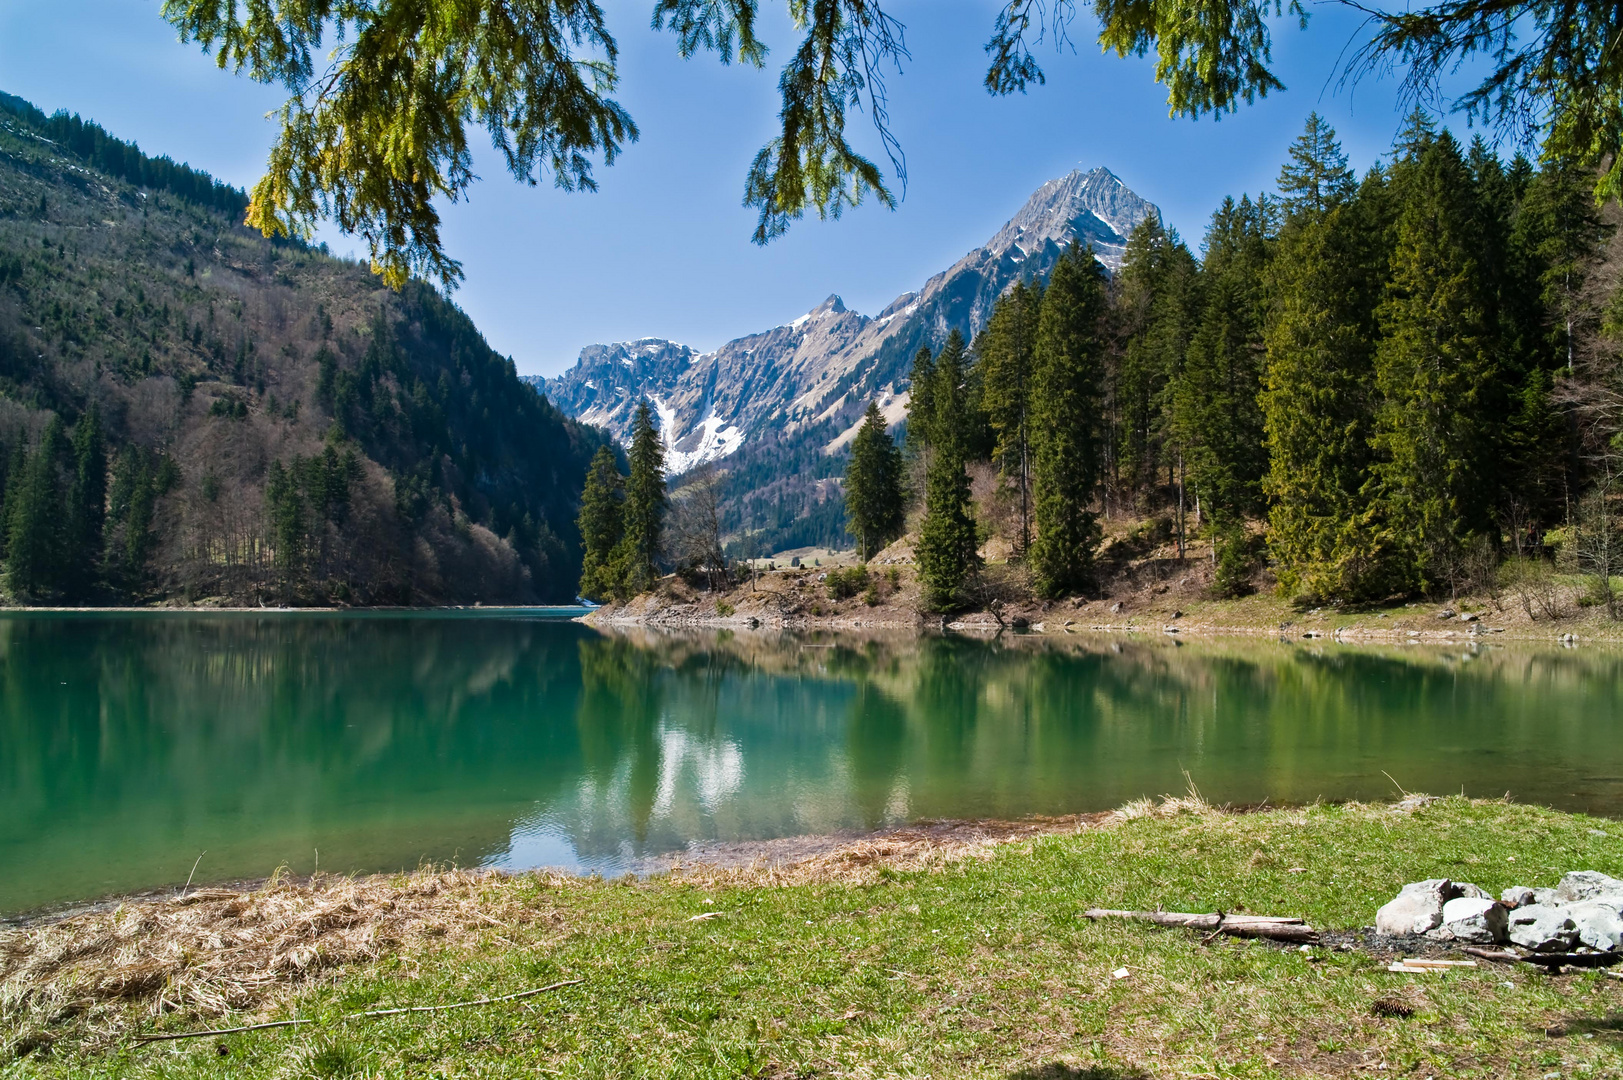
130 978 583 1045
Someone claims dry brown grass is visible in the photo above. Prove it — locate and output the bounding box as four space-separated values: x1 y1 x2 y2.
0 867 571 1051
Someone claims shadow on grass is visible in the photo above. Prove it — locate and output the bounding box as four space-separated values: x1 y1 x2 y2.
1554 1013 1623 1043
1007 1065 1152 1080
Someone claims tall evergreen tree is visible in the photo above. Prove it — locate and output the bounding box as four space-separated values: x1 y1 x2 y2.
844 401 905 561
1174 194 1276 585
978 279 1042 551
904 345 938 461
916 331 980 610
576 444 625 601
615 399 667 597
5 418 67 601
1369 126 1503 593
1112 217 1200 508
67 403 108 599
1277 112 1356 221
1264 165 1397 600
1029 244 1108 597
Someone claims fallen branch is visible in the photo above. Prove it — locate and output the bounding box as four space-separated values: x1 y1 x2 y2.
131 978 583 1044
1083 909 1318 944
1464 948 1622 970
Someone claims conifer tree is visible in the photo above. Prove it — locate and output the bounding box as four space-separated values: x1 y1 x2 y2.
614 399 667 597
978 279 1042 550
1174 194 1276 589
916 331 980 610
67 403 107 599
1277 112 1356 222
577 445 625 601
904 345 937 460
5 418 67 601
844 401 905 561
1369 126 1503 593
1264 165 1397 600
1113 217 1200 505
1029 244 1108 596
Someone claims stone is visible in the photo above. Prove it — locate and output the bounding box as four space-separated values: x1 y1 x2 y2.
1506 904 1580 952
1567 901 1623 951
1554 871 1623 906
1533 887 1560 907
1376 879 1454 936
1455 882 1490 900
1501 886 1536 909
1426 897 1508 944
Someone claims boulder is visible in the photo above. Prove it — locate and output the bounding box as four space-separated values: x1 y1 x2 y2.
1533 887 1560 907
1554 871 1623 906
1507 904 1580 951
1455 882 1490 901
1426 897 1508 944
1376 879 1454 936
1567 901 1623 951
1501 886 1536 909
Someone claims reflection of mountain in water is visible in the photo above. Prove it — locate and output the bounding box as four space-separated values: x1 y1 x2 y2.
4 617 1623 913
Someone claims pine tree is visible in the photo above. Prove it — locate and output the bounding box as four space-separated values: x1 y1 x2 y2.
904 345 937 460
577 445 625 601
614 399 667 597
1264 166 1397 600
916 331 980 610
66 403 108 600
1174 195 1276 585
1029 244 1108 597
1277 112 1356 222
6 419 69 601
1113 217 1200 508
844 400 905 561
978 279 1042 551
1369 127 1503 594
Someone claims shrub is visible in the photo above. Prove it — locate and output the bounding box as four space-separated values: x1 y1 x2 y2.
826 565 870 600
715 599 735 617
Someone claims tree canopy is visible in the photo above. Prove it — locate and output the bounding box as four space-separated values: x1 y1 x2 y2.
162 0 1623 291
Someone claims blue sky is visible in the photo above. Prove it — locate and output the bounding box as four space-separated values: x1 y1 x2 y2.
1 1 1495 376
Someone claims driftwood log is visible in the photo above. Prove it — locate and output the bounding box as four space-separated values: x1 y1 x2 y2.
1083 909 1319 944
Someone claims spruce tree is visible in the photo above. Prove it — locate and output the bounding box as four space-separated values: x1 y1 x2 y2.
1277 112 1356 222
916 331 980 610
844 401 905 561
978 279 1042 550
1113 217 1200 505
67 403 108 600
904 345 937 460
576 445 625 601
1369 126 1503 593
1029 244 1108 597
6 418 68 602
1264 165 1397 600
1174 195 1276 580
614 399 667 597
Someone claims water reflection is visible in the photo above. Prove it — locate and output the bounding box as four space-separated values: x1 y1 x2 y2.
2 615 1620 914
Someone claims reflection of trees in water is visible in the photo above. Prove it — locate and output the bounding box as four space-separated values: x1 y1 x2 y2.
0 616 595 903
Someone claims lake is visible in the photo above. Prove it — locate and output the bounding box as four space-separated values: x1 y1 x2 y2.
3 611 1620 915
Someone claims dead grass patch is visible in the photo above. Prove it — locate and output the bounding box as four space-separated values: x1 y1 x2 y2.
0 867 570 1052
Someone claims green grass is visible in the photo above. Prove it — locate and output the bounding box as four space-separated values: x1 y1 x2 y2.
12 798 1623 1079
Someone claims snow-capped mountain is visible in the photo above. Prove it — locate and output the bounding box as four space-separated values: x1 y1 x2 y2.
531 167 1159 473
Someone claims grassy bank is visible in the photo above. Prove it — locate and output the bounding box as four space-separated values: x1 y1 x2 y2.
6 797 1623 1078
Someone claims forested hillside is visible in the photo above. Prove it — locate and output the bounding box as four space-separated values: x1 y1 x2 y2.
0 91 610 605
890 112 1623 612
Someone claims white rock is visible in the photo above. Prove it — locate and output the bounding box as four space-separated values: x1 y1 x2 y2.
1567 901 1623 951
1501 886 1536 909
1455 882 1490 900
1506 904 1579 952
1554 871 1623 906
1376 879 1454 936
1427 897 1508 944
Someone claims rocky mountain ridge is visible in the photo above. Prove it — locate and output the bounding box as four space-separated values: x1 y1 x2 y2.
532 167 1160 474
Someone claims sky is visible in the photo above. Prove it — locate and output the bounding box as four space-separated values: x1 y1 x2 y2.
0 0 1500 377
